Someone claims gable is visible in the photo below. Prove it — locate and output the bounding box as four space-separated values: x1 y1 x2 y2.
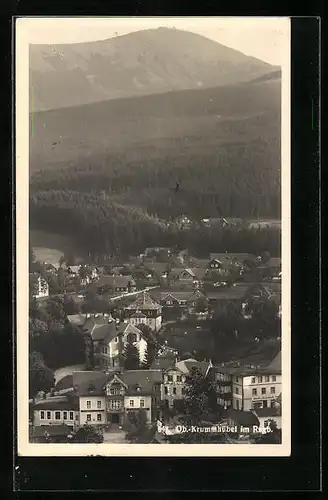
105 374 128 394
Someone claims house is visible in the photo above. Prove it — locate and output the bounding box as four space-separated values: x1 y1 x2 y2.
168 267 205 287
231 352 282 411
209 365 233 410
141 262 170 280
161 366 187 408
53 375 75 396
124 291 162 331
33 395 79 429
30 273 49 299
116 322 148 364
76 370 164 427
208 253 256 272
252 406 282 429
94 275 136 295
160 290 206 309
161 359 213 408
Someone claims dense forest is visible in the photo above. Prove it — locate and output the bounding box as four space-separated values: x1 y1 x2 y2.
30 189 280 259
29 77 281 258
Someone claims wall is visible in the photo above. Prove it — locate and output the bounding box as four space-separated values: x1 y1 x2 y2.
79 396 106 426
124 395 152 422
34 409 78 428
161 369 186 405
232 374 282 411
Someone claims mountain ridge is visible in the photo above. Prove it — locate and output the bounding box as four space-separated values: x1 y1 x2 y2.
30 28 277 112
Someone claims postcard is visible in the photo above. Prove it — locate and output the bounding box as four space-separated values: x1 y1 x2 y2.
16 16 291 456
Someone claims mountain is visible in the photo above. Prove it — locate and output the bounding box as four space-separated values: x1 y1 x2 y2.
29 27 277 112
30 74 281 173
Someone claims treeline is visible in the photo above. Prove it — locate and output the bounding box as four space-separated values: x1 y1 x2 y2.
30 189 281 259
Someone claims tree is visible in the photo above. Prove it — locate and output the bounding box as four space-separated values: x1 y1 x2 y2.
123 339 140 370
195 296 208 313
260 251 271 264
29 351 55 401
71 424 104 443
164 367 224 443
125 409 148 442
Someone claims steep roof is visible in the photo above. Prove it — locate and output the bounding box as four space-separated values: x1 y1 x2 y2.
72 370 107 388
160 291 202 301
125 291 161 310
266 351 281 372
209 253 256 263
76 374 109 397
90 321 117 342
121 370 163 395
117 322 144 337
83 315 109 334
206 286 250 301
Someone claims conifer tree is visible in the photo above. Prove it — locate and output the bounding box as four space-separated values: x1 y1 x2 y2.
123 339 140 370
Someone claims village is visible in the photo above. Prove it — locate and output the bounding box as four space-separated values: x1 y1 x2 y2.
29 243 282 444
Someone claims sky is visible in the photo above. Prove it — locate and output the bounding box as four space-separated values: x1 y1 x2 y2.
19 17 290 66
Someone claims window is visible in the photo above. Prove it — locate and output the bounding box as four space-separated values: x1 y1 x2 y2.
63 411 67 420
173 387 177 395
251 377 256 383
115 337 118 343
55 411 61 420
127 333 137 343
236 377 239 383
129 400 134 407
69 412 74 420
271 387 276 394
167 375 173 382
97 400 102 409
265 376 270 382
97 414 102 422
252 388 257 396
86 400 91 409
236 400 240 410
272 375 276 382
164 387 168 395
103 346 108 354
235 387 239 395
167 300 172 305
177 376 182 382
109 400 122 410
86 414 91 421
40 411 45 420
140 399 145 408
258 376 263 383
181 387 186 395
261 387 266 395
47 411 51 420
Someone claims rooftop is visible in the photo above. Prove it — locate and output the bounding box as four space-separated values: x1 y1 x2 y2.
90 321 117 342
33 395 79 410
125 291 161 310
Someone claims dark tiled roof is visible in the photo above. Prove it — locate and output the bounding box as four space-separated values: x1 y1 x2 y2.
72 370 107 388
253 407 281 418
266 351 281 372
96 275 135 288
77 374 109 397
83 315 109 334
150 358 175 370
90 321 117 342
125 291 161 310
121 370 163 395
160 291 199 301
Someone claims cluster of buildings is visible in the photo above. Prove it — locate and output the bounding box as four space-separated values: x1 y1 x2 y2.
31 351 282 442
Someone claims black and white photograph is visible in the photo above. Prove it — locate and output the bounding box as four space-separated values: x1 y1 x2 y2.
16 16 291 456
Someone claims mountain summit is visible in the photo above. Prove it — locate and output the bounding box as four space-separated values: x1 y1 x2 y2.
30 28 277 111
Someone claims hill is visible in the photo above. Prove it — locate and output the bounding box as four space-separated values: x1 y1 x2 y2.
29 27 277 111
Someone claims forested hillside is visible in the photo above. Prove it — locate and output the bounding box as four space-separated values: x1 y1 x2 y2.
30 72 281 258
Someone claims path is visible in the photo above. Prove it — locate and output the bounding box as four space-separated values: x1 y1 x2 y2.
54 364 85 384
